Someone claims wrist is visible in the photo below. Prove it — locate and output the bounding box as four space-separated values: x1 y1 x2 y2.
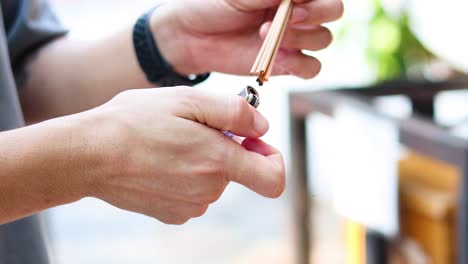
63 109 129 199
0 115 100 222
74 105 143 200
149 5 202 76
35 115 98 203
36 110 124 202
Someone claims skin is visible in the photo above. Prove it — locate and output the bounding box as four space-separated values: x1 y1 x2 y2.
0 0 343 225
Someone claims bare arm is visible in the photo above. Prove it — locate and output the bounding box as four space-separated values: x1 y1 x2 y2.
0 114 94 223
0 0 344 224
19 28 152 122
1 87 282 224
18 0 342 123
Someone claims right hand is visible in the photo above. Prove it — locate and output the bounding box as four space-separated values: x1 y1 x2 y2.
151 0 343 77
79 87 285 225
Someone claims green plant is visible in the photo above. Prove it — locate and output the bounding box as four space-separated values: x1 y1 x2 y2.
337 0 434 82
367 0 433 82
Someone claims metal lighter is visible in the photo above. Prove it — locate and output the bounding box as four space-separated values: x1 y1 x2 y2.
239 86 260 109
224 86 260 138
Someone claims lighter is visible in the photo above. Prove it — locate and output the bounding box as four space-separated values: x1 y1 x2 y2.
239 86 260 109
224 86 260 138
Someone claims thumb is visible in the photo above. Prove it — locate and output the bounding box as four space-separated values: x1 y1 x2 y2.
225 138 286 198
175 89 269 138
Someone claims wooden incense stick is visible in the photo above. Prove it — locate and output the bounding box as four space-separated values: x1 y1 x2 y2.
250 0 294 86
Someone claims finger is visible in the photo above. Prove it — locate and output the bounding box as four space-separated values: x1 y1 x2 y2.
175 89 269 138
272 49 322 79
155 201 209 224
242 138 279 156
101 191 206 225
260 23 333 51
154 200 208 224
225 139 285 198
290 0 344 26
282 26 333 51
152 167 229 205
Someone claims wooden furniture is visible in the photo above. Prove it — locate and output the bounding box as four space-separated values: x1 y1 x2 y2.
288 78 468 264
399 152 459 264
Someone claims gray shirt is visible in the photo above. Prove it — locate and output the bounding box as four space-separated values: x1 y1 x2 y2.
0 0 66 263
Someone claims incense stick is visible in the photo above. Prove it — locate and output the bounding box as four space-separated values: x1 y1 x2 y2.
250 0 293 86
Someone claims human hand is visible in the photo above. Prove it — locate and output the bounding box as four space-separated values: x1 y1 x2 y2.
151 0 343 78
81 87 284 224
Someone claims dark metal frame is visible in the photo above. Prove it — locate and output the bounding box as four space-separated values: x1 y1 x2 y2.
288 78 468 264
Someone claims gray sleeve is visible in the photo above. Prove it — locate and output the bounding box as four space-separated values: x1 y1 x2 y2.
6 0 67 67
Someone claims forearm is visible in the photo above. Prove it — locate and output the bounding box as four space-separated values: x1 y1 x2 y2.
2 85 284 225
19 6 191 123
0 114 99 223
19 27 151 123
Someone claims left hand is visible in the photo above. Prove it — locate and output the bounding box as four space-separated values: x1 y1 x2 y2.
151 0 344 79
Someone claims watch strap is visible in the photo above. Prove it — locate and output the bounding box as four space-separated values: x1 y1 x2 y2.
133 7 210 87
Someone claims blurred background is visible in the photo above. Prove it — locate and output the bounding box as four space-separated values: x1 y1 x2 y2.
45 0 468 263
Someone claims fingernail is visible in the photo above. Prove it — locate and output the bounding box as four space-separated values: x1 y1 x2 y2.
290 6 309 24
253 111 269 136
272 154 285 170
259 22 271 38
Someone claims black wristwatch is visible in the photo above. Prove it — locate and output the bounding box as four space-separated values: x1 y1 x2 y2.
132 7 210 87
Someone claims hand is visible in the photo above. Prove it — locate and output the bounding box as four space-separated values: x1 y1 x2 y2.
151 0 344 78
82 87 284 224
